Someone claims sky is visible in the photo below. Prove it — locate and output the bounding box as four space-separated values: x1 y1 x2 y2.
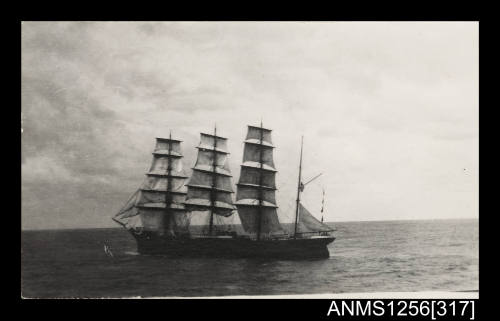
21 21 478 230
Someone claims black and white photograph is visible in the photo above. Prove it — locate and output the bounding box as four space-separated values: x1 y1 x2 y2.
21 21 478 300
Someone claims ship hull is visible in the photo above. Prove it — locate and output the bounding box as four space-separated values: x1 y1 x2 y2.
133 233 335 259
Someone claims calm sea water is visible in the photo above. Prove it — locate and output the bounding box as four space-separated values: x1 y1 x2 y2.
21 219 478 298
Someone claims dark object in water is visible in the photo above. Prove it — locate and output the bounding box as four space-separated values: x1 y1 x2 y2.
103 242 114 258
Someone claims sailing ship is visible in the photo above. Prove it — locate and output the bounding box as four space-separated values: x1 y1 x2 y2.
113 124 335 259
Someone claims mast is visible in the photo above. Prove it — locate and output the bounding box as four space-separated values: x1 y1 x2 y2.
256 121 264 240
209 125 217 235
163 130 173 235
290 140 333 235
294 136 304 238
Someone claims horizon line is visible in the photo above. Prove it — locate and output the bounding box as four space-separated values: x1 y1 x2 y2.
21 216 478 231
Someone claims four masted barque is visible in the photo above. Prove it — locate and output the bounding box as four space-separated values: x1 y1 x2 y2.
113 124 335 259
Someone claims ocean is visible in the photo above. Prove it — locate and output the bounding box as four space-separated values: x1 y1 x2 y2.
21 219 478 298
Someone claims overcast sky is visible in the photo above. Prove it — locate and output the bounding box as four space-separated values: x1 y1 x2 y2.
21 21 478 230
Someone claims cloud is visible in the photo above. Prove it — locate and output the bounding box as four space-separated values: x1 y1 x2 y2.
21 22 478 229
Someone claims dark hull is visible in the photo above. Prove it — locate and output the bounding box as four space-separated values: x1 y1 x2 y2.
133 233 335 259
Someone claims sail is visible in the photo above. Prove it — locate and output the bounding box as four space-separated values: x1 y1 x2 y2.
242 143 275 169
188 167 233 190
154 137 182 156
246 125 273 147
296 203 332 233
113 137 190 236
236 184 276 205
199 133 228 153
238 165 276 188
136 189 187 209
113 190 142 230
237 206 283 236
184 132 236 217
235 125 284 237
124 207 189 236
194 149 230 173
148 157 184 175
141 176 187 193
